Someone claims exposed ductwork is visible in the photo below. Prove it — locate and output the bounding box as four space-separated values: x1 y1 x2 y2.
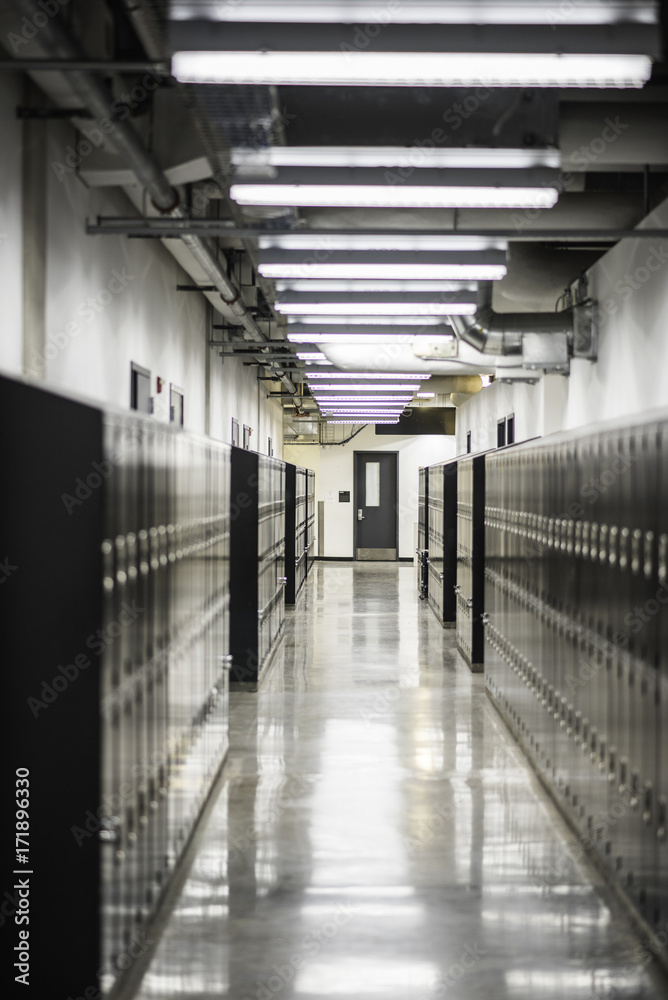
449 282 575 357
7 0 297 394
447 281 597 375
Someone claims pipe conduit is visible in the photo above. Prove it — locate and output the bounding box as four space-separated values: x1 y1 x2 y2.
8 0 296 393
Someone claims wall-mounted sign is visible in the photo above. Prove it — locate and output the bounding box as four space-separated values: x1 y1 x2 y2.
339 491 350 503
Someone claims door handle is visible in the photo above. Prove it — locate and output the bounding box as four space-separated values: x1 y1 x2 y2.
357 509 365 521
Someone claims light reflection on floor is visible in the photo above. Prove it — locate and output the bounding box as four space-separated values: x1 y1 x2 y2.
129 563 666 1000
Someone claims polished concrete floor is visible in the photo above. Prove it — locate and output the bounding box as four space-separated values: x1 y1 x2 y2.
129 563 667 999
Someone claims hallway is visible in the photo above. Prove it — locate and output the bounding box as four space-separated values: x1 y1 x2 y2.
128 563 665 1000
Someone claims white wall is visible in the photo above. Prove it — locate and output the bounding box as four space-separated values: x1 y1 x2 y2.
0 72 23 375
286 428 454 559
457 195 668 452
455 375 569 455
0 81 283 454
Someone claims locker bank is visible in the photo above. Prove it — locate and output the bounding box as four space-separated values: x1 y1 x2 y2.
3 1 668 998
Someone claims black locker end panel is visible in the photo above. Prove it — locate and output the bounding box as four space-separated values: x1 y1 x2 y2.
0 375 102 1000
456 453 486 672
229 447 260 683
442 461 458 627
471 456 486 666
285 463 297 605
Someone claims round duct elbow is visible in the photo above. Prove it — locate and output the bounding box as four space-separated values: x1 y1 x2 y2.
450 393 474 407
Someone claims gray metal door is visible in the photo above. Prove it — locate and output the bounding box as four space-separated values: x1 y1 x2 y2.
354 451 397 561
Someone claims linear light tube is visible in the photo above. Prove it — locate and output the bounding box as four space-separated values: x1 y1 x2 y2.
322 414 405 418
327 420 399 425
172 3 657 27
262 264 507 280
232 183 558 209
288 316 449 326
240 148 560 172
321 405 406 409
310 385 422 392
288 333 422 344
261 232 509 251
278 304 475 317
174 52 653 89
312 396 414 402
296 352 329 360
276 281 478 293
306 371 430 379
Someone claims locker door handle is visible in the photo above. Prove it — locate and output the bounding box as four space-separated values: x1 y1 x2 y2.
357 509 365 521
658 798 666 842
643 784 654 825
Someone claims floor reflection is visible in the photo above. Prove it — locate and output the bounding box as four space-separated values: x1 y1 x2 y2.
130 563 665 1000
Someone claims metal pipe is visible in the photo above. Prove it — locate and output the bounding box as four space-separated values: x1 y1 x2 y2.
86 220 668 242
449 282 573 357
0 58 169 72
8 0 296 394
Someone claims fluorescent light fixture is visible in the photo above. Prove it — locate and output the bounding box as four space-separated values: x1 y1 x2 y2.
276 292 477 317
174 52 653 90
261 232 509 251
322 408 405 413
288 316 448 327
275 280 478 294
278 302 475 317
310 384 422 391
260 251 507 281
172 2 657 27
306 371 430 379
288 332 421 344
233 183 558 210
417 392 436 398
296 352 329 361
240 148 560 172
327 420 399 425
323 410 401 421
265 264 507 279
263 263 506 281
312 397 414 403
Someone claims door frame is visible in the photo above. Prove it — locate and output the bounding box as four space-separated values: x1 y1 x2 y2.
353 450 399 560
